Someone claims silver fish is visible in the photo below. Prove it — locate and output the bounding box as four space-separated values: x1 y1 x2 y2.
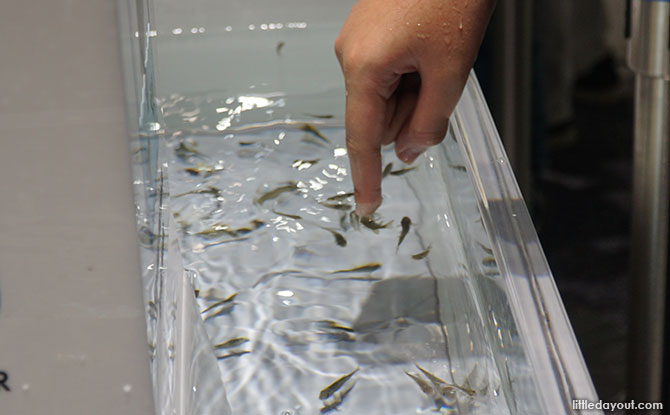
318 368 359 400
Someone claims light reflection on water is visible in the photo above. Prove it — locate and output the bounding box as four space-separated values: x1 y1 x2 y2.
164 124 527 415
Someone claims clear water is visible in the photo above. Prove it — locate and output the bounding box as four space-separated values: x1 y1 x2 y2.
164 123 530 415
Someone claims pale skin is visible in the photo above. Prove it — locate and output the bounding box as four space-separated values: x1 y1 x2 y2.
335 0 495 215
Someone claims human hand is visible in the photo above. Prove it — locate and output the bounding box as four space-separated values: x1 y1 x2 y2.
335 0 494 215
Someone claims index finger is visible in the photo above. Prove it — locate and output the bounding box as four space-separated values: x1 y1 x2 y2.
344 78 388 216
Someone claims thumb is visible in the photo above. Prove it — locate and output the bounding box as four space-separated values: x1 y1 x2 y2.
394 72 459 164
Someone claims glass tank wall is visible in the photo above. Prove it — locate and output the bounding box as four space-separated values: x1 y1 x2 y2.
117 0 600 414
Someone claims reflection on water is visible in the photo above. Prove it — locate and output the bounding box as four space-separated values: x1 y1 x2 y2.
163 124 536 414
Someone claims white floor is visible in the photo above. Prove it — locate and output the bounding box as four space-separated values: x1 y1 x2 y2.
0 1 153 413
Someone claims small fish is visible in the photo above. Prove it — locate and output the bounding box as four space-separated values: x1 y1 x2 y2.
326 192 354 202
322 227 347 247
412 245 431 260
198 235 251 250
360 216 392 232
255 182 298 205
216 350 250 360
319 368 359 400
389 166 417 176
318 331 356 343
397 217 411 250
317 320 355 332
331 275 382 282
272 209 302 220
415 364 449 388
214 337 250 349
319 381 356 413
292 159 319 169
235 220 266 235
184 164 224 177
203 303 236 321
482 256 497 267
200 293 237 314
448 164 467 172
477 242 493 255
382 162 394 178
304 113 334 119
173 186 221 198
339 212 349 231
405 370 435 395
276 41 285 55
195 224 238 239
416 363 475 397
461 364 479 395
331 263 381 274
148 301 158 320
194 289 200 298
319 201 353 211
175 141 204 161
299 123 331 143
238 141 255 146
349 211 360 230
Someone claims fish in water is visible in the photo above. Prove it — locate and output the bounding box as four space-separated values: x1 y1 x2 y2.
397 216 411 250
304 113 334 119
339 212 350 231
412 245 431 260
477 241 494 255
322 227 347 247
317 320 355 333
482 256 497 267
195 224 238 239
389 166 417 176
326 192 354 202
175 141 204 161
319 381 356 413
272 209 302 220
214 337 250 350
360 215 392 233
299 123 331 143
276 41 285 55
449 164 467 172
216 350 250 360
382 162 394 178
331 275 382 282
318 368 359 400
349 211 361 230
235 219 266 235
319 201 353 211
184 164 224 177
200 293 237 314
173 185 221 198
415 363 475 397
405 370 435 395
255 182 298 205
331 263 381 274
203 303 237 321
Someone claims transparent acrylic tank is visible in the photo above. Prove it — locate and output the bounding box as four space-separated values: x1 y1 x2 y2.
117 0 601 414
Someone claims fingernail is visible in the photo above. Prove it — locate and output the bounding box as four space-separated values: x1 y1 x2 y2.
398 148 422 164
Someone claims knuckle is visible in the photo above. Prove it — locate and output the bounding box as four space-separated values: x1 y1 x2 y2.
334 37 344 62
341 47 385 78
409 128 445 147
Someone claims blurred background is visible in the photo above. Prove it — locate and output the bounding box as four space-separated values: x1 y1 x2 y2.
475 0 667 408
